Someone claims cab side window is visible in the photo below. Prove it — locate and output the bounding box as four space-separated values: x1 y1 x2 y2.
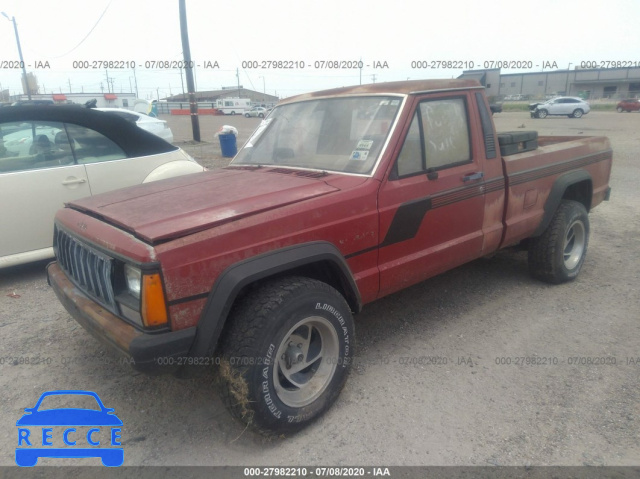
64 124 126 164
419 98 471 169
395 97 471 178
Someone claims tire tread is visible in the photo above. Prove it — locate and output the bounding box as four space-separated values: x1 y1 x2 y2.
528 200 588 283
217 276 350 436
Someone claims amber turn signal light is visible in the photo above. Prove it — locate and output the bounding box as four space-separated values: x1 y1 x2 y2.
141 273 168 327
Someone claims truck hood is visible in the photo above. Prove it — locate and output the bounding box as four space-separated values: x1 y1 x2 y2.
67 168 340 243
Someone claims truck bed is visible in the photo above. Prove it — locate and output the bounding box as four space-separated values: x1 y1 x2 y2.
500 135 612 247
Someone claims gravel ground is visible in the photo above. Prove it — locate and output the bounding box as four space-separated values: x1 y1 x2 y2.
0 111 638 468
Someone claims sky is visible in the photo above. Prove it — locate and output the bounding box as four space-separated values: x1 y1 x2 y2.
1 0 639 100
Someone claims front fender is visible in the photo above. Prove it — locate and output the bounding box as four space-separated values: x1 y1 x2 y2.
188 241 361 360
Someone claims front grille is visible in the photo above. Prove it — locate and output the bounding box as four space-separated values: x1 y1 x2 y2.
55 227 116 311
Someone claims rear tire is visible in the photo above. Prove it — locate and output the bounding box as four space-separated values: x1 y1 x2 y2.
617 106 623 113
217 276 354 436
572 109 583 118
528 200 589 283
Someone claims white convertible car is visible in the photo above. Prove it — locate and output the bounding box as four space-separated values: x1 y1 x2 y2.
0 105 204 268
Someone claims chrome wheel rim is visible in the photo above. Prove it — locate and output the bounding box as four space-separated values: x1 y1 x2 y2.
563 220 586 269
539 110 547 118
273 316 339 408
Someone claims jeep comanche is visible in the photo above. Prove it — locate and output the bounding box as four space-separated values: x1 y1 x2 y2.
47 79 612 435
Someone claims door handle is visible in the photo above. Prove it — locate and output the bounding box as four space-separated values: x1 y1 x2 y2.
62 178 87 185
462 172 484 182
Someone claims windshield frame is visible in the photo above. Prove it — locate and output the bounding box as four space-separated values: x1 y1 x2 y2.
230 93 408 177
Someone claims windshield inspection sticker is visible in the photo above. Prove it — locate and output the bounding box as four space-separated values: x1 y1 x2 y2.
245 118 273 148
356 140 373 150
350 150 369 161
15 390 123 467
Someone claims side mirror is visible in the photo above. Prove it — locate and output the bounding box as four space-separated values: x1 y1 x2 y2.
426 168 438 181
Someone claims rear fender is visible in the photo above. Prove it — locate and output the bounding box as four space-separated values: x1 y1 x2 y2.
532 170 592 237
143 161 205 183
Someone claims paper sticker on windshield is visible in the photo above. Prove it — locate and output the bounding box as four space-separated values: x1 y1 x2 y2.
350 150 369 161
390 100 400 106
356 140 373 150
245 118 273 148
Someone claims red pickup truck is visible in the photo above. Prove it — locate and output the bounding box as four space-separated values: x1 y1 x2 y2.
48 79 612 436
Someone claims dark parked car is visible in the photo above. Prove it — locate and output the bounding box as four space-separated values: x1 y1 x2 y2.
490 103 502 114
616 99 640 112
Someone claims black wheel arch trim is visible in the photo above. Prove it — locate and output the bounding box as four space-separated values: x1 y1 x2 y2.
532 170 593 237
188 241 362 359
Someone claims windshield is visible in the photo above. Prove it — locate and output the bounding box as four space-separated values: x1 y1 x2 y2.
231 96 402 175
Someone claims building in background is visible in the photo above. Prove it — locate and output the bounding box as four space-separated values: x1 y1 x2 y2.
459 67 640 100
8 92 137 108
166 87 279 105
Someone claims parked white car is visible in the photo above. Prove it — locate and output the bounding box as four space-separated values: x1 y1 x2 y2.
95 108 174 143
529 97 591 118
0 105 204 268
244 107 268 118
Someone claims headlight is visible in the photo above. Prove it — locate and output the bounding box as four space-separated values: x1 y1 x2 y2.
117 264 169 329
124 264 142 299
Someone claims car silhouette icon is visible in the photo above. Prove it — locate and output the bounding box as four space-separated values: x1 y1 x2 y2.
16 390 123 467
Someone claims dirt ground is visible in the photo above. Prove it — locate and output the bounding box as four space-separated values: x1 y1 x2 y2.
0 110 638 468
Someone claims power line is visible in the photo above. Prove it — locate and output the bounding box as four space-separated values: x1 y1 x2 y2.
46 1 113 58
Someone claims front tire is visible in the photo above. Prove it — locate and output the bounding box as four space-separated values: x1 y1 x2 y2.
244 113 250 118
537 109 548 119
572 109 584 118
217 276 354 436
528 200 589 283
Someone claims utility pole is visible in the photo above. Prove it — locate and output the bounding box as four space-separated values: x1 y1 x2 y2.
105 70 110 93
565 63 573 96
259 75 265 102
100 82 104 93
68 78 72 93
179 66 185 97
1 12 31 99
371 74 377 84
129 77 132 93
236 68 240 97
132 67 139 98
359 57 362 85
179 0 200 141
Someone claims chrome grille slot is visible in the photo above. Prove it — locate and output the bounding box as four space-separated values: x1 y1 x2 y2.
55 227 116 311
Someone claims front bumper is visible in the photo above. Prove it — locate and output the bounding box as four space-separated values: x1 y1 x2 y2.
47 262 196 374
